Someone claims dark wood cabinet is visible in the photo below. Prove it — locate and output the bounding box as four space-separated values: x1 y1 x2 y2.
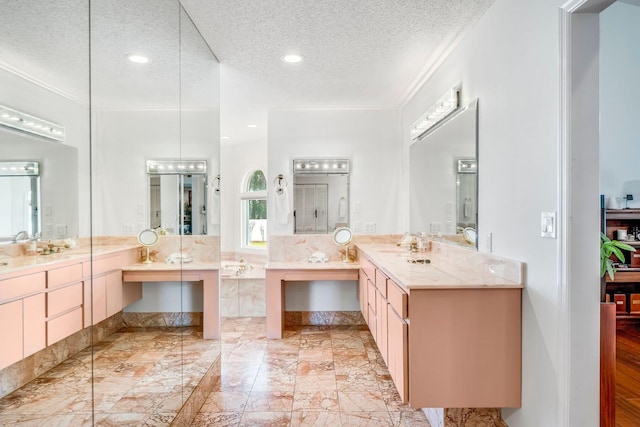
604 209 640 317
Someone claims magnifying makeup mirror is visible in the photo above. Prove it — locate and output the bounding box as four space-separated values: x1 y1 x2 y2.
137 228 159 264
333 227 353 263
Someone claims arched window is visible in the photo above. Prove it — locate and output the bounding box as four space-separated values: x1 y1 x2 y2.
241 169 267 248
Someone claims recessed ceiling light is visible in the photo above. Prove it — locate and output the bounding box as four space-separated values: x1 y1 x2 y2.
281 53 303 63
126 54 149 64
247 124 257 128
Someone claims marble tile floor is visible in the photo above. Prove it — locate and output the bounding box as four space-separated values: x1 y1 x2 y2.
193 317 430 426
0 326 220 426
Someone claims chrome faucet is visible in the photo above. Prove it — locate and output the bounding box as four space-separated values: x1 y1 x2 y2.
12 230 30 243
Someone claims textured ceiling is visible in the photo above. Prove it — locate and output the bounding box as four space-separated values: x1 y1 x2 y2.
182 0 495 143
0 0 495 143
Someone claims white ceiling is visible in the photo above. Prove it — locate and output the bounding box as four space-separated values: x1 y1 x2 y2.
0 0 495 144
181 0 495 144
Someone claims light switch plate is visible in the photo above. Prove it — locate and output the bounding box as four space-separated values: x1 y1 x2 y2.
541 212 557 238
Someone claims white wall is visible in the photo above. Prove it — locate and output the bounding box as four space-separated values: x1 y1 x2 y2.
268 109 403 236
600 1 640 204
402 0 571 425
267 109 402 312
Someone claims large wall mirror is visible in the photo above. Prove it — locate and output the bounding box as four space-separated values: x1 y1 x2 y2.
409 99 478 248
0 0 220 423
147 159 208 235
292 158 350 234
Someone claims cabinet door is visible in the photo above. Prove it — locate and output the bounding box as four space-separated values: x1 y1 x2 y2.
367 278 376 329
84 276 107 326
0 300 23 369
387 306 408 402
23 294 46 357
358 270 368 323
376 290 388 364
106 270 123 317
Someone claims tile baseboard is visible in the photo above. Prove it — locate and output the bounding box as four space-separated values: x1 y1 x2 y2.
285 311 366 326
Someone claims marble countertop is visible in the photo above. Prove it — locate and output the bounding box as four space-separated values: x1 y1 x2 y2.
265 260 360 270
356 243 524 291
122 261 220 271
0 244 139 277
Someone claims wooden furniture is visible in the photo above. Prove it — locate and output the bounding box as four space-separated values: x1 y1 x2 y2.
604 209 640 317
122 263 220 339
265 263 359 339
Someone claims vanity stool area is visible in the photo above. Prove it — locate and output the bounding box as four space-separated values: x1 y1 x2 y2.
266 236 524 426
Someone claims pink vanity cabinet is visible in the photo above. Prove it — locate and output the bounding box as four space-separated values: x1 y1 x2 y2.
82 249 139 326
359 258 407 401
0 246 139 370
0 271 46 369
357 246 522 409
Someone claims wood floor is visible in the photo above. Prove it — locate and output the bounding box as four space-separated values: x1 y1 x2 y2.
616 325 640 426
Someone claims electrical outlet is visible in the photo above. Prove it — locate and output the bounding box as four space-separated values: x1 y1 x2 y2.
352 221 361 232
123 223 133 234
486 232 493 253
430 222 442 233
364 222 376 233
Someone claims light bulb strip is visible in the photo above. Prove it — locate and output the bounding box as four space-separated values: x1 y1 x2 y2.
0 161 39 177
0 105 65 142
293 159 350 174
410 88 459 141
146 159 208 175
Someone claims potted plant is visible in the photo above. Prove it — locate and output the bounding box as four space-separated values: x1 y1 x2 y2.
600 232 636 302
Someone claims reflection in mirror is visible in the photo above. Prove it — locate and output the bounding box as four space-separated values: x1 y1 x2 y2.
409 99 478 249
0 132 79 242
147 159 208 235
293 159 350 234
0 161 40 242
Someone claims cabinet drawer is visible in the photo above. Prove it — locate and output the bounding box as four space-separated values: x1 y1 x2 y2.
375 269 388 299
0 272 46 302
85 253 126 278
48 264 82 289
47 283 83 317
47 306 83 345
360 258 376 281
388 279 408 318
367 279 377 314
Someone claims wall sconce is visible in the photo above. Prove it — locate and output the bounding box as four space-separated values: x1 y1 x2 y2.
0 105 65 142
146 160 208 175
0 161 39 177
410 88 459 141
293 159 350 174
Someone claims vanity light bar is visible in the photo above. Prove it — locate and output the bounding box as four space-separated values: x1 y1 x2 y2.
0 161 39 177
410 89 459 141
146 159 207 175
457 159 477 174
0 105 65 142
293 159 350 174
